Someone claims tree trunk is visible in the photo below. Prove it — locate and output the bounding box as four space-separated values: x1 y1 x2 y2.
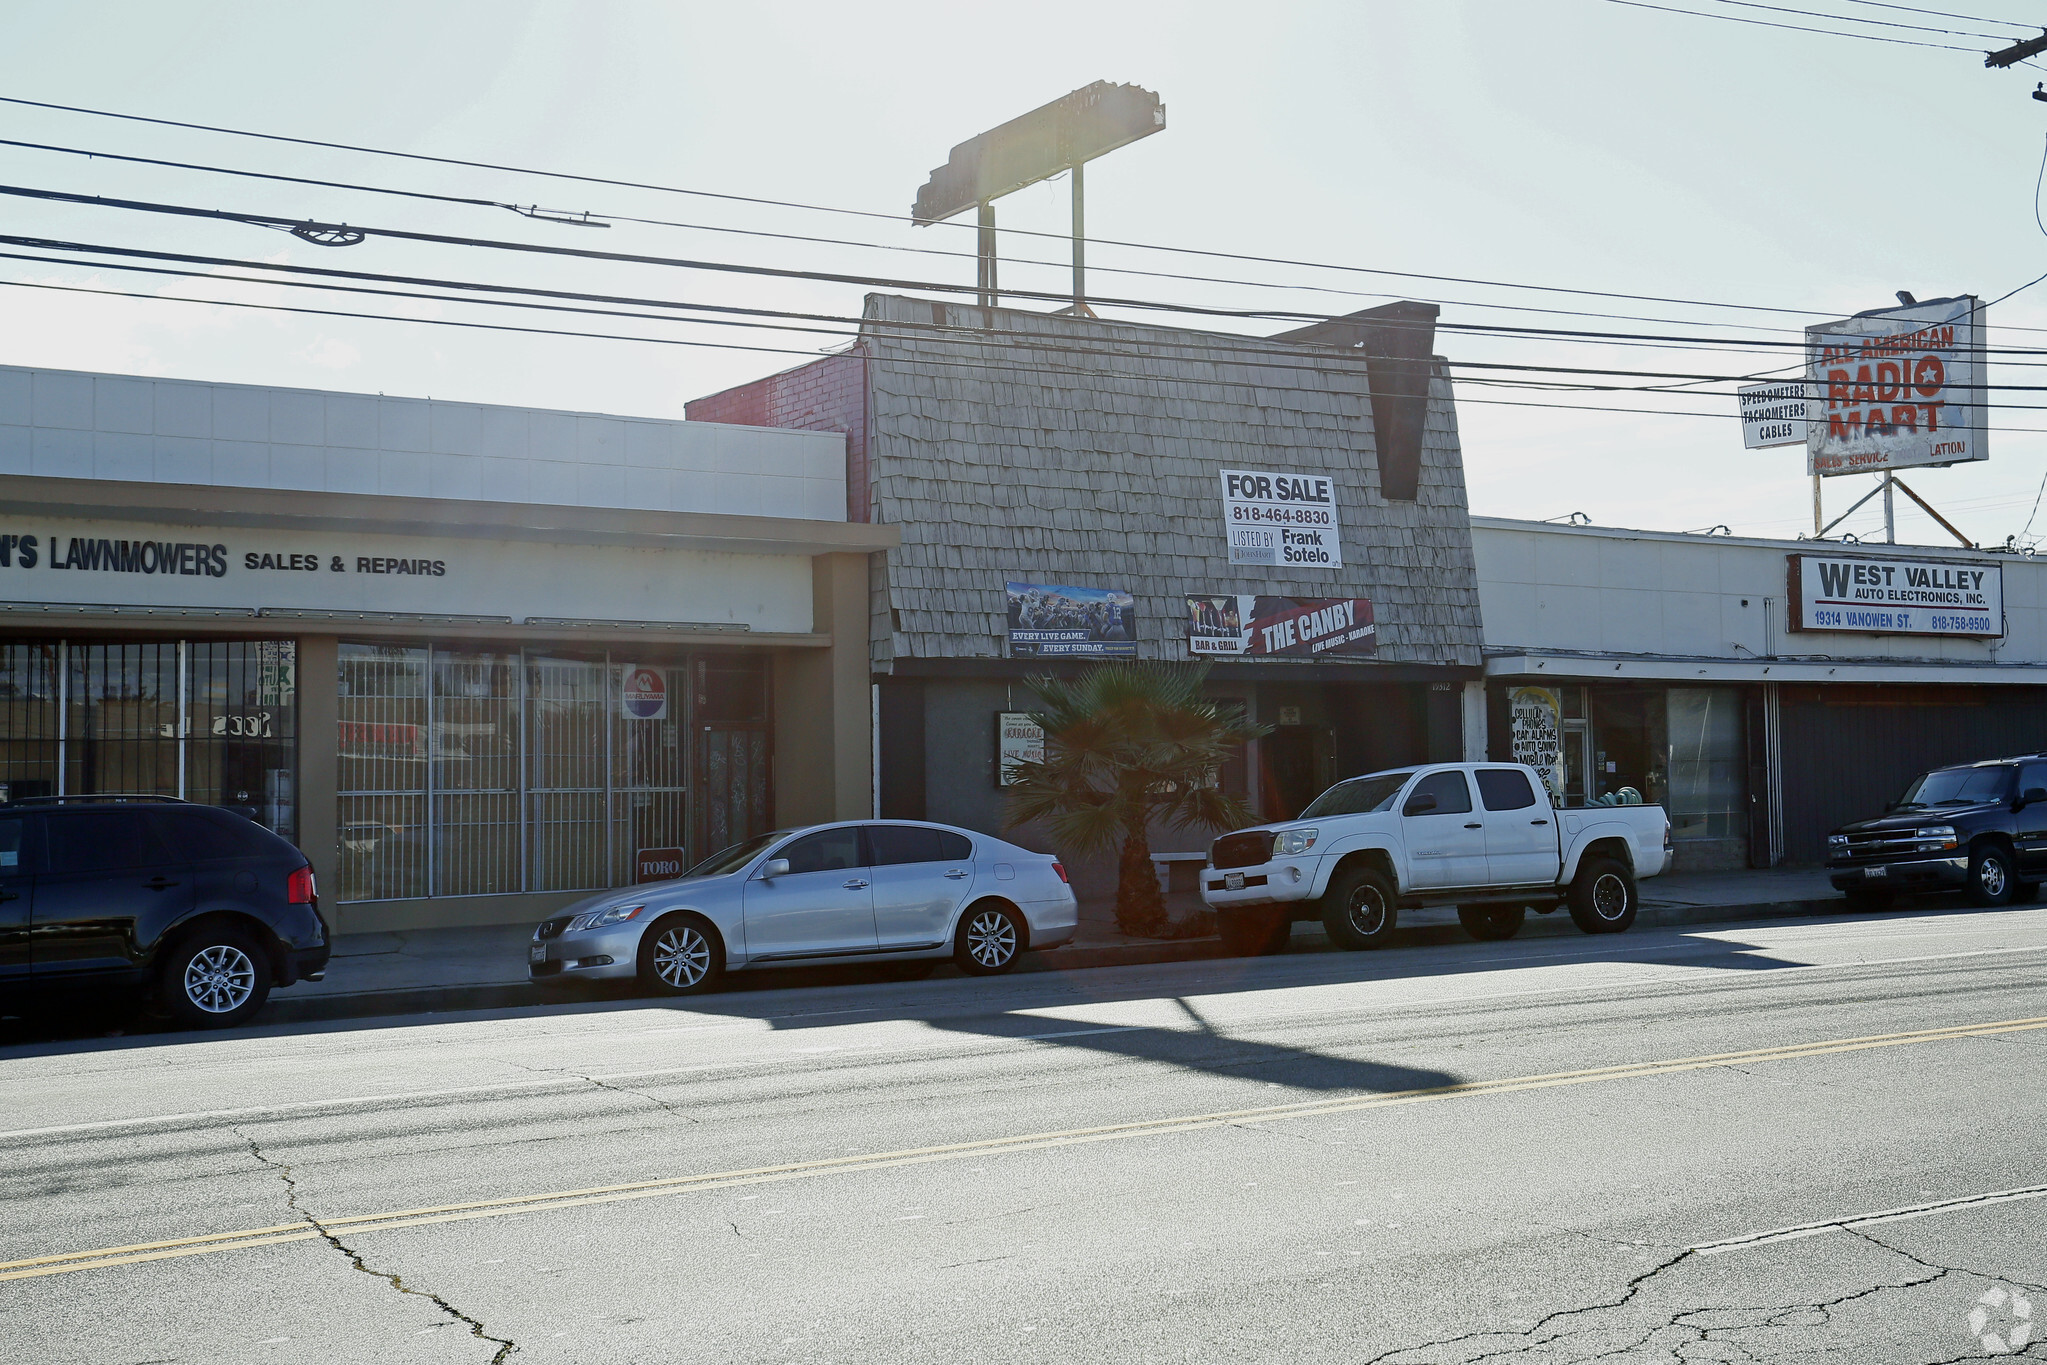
1114 820 1169 938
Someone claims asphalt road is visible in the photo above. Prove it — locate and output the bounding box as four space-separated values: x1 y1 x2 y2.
4 904 2045 1364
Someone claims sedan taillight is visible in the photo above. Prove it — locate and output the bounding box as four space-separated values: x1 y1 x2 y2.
287 865 316 904
1051 861 1069 884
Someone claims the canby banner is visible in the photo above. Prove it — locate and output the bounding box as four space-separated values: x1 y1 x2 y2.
1805 296 1987 477
1787 553 2003 638
1005 581 1138 657
1185 595 1376 659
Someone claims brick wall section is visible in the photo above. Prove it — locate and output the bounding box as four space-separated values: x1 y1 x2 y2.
855 294 1484 672
686 353 870 522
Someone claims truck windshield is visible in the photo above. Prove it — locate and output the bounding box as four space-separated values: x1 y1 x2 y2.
1895 767 2013 809
1300 772 1415 818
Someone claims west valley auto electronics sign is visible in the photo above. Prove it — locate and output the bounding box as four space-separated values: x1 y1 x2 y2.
1788 553 2003 638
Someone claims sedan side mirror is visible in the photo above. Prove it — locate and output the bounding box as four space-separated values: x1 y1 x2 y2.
760 858 791 879
1402 793 1439 817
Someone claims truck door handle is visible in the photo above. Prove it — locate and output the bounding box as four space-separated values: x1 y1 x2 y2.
1463 822 1483 829
1531 819 1550 826
144 877 180 891
842 878 869 890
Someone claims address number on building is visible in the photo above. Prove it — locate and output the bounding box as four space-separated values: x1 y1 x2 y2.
212 712 276 737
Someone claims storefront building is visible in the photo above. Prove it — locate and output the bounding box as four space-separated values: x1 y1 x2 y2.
1474 516 2047 868
691 297 1487 888
0 364 894 930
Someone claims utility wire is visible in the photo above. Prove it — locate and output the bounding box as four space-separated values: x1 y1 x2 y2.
0 94 1887 325
1599 0 1983 48
1698 0 2022 39
1839 0 2044 25
20 273 2047 433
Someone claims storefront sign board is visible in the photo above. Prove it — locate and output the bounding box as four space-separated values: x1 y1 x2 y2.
1737 381 1807 449
1005 582 1137 657
1787 553 2003 637
1509 686 1565 802
0 515 811 633
1184 594 1376 659
1217 468 1343 568
995 711 1045 787
1805 296 1987 477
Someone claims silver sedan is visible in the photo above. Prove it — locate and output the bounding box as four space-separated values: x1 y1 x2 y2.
528 820 1078 994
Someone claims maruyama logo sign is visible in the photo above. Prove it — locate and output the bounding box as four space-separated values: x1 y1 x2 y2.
620 667 667 720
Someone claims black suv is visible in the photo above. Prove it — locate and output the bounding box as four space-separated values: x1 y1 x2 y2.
0 797 329 1028
1826 756 2047 910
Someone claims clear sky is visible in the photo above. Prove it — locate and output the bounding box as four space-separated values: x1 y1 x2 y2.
5 0 2047 548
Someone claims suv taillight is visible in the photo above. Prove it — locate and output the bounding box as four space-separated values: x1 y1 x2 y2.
1052 861 1069 884
287 865 316 904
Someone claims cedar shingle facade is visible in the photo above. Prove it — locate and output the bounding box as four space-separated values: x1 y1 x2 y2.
852 294 1483 672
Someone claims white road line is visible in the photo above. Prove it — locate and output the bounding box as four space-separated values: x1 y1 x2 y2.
5 941 2045 1144
1693 1182 2047 1255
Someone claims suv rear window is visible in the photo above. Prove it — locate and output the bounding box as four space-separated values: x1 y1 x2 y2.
151 808 272 861
43 810 173 874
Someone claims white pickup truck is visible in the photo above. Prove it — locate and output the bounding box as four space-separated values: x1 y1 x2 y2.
1201 762 1672 955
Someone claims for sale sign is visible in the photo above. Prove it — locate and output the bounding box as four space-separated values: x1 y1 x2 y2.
1806 296 1987 477
1218 468 1343 568
1787 553 2003 638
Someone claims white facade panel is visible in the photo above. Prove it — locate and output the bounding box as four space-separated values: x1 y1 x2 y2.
1475 517 2047 673
0 364 847 523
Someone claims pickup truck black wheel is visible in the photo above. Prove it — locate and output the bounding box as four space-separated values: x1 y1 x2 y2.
1217 908 1292 956
1322 866 1399 950
1966 845 2020 907
1457 905 1525 941
1567 856 1637 934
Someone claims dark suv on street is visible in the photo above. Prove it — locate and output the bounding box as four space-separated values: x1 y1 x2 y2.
0 797 329 1028
1826 756 2047 910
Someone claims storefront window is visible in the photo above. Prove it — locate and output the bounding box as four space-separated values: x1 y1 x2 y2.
336 643 762 902
1667 687 1744 840
0 638 298 841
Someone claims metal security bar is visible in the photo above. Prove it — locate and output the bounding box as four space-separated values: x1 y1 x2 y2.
0 638 297 834
336 644 722 903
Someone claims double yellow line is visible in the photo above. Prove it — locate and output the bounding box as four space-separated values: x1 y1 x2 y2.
9 1012 2045 1284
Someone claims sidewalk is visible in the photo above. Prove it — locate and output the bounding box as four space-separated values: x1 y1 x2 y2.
268 865 1854 1024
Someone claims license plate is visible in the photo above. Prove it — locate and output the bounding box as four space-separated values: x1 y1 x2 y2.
1225 872 1245 890
1864 865 1888 879
529 943 547 963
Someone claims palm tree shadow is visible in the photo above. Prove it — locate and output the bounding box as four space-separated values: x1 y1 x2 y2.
919 994 1461 1095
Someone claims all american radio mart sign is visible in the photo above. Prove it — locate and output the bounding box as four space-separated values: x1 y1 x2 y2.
1787 553 2003 638
1806 296 1987 477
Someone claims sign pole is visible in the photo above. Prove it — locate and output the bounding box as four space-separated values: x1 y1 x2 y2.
1883 474 1896 543
1812 474 1822 538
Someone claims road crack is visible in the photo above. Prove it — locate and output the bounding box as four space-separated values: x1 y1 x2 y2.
236 1130 517 1363
497 1060 700 1123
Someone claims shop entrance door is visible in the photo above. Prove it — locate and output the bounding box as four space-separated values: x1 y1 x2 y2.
1263 727 1336 821
693 656 772 861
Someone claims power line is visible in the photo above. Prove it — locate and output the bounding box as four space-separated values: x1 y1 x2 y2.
1598 0 1983 48
1839 0 2044 27
0 95 1883 325
22 273 2047 435
1698 0 2022 40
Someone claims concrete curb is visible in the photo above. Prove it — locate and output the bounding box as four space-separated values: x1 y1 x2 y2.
259 893 1853 1025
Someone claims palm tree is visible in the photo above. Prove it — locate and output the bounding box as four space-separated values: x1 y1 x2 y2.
1004 661 1268 937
